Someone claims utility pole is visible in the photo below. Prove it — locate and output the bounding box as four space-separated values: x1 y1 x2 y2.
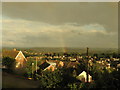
36 57 37 73
86 47 89 83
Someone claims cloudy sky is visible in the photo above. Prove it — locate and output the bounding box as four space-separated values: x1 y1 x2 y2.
2 2 118 48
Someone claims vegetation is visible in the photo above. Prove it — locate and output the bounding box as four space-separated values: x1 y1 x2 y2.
37 70 63 88
34 67 98 89
25 60 36 78
2 57 16 71
3 56 120 89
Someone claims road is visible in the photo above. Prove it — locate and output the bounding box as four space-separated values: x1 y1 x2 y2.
2 71 40 88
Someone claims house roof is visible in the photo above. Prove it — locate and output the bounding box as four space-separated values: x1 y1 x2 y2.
2 50 19 59
66 62 79 68
77 71 92 77
38 60 58 70
38 61 50 70
47 60 60 67
76 71 92 82
47 62 56 66
15 51 26 59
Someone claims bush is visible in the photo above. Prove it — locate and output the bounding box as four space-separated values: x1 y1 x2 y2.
2 57 16 71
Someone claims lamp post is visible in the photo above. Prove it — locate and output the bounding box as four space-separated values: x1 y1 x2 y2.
32 63 34 78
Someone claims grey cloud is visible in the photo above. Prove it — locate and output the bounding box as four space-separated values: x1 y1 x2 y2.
2 22 118 48
2 2 118 33
2 2 118 48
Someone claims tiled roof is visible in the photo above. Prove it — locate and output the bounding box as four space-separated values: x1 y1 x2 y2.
2 50 19 59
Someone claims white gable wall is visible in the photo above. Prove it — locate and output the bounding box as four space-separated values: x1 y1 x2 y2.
15 51 25 59
77 71 92 82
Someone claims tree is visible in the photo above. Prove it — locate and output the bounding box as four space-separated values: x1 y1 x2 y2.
2 57 16 71
105 54 110 58
112 53 118 58
25 60 36 78
67 83 78 89
38 69 63 88
93 53 98 58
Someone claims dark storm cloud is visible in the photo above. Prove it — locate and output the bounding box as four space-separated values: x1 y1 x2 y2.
2 2 118 48
3 2 118 32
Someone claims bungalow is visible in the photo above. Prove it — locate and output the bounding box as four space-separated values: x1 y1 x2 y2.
76 71 92 82
2 49 27 68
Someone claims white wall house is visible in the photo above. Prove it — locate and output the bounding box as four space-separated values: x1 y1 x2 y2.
76 71 92 82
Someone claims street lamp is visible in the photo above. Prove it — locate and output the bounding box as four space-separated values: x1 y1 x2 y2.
32 63 34 78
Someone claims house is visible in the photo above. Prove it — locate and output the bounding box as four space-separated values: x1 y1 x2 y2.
37 60 64 74
65 62 79 68
38 61 56 71
76 71 92 82
116 63 120 71
106 63 111 69
70 58 76 62
57 61 64 67
46 60 64 68
113 58 119 61
2 49 27 68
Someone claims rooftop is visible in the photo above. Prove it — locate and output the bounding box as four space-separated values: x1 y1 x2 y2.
2 50 19 58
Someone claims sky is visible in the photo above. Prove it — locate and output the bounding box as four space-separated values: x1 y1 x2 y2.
2 2 118 48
